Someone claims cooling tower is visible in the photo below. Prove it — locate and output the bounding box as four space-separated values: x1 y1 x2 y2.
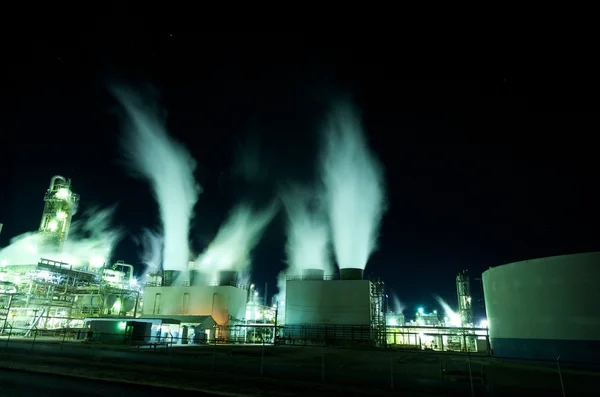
339 268 364 280
483 252 600 363
301 268 325 280
163 270 181 286
217 270 237 286
190 270 209 286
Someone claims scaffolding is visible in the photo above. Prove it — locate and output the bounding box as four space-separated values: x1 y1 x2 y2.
0 258 140 335
456 269 474 327
370 278 386 347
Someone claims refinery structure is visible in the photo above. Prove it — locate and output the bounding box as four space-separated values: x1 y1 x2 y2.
0 176 141 336
1 175 489 352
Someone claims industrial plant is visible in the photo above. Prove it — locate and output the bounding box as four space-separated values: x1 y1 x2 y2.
0 176 488 351
5 171 599 368
0 176 141 337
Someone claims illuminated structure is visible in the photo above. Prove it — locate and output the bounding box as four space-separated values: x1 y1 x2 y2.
456 269 473 327
0 258 141 335
415 308 441 326
386 325 489 353
38 175 80 250
0 176 140 335
483 252 600 362
283 268 387 346
141 267 250 340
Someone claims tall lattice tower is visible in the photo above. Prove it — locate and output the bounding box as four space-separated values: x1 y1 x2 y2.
456 269 474 327
38 175 80 250
370 278 386 347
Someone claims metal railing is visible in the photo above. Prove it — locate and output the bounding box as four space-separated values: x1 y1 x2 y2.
1 327 598 396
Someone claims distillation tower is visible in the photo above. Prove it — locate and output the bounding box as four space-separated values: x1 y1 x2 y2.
0 176 141 335
456 269 474 327
38 175 80 250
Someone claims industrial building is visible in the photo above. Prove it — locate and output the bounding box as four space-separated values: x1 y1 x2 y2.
0 258 141 335
82 316 216 344
283 268 386 346
0 176 141 336
483 252 600 363
142 267 275 342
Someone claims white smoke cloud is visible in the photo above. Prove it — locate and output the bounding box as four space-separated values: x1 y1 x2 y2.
0 206 122 268
132 228 163 276
320 101 387 270
434 295 462 327
195 202 278 281
391 293 406 314
112 86 202 275
280 185 332 276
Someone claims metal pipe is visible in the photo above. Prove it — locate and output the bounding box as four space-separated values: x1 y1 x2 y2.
115 261 134 284
49 175 67 191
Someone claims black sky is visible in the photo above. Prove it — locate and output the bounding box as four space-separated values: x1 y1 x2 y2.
2 31 599 320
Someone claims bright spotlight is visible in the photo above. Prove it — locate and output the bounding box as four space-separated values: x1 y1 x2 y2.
418 307 424 314
55 188 70 199
89 255 104 267
48 220 59 232
479 319 488 329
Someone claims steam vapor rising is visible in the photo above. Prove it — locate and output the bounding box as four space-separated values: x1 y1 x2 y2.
321 101 386 270
133 229 163 276
0 206 122 268
391 293 406 314
196 202 278 280
281 185 331 275
434 295 461 327
275 186 331 313
113 87 202 274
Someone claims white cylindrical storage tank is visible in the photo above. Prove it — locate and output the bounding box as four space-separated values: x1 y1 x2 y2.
76 295 103 308
482 252 600 363
339 268 364 280
301 268 325 280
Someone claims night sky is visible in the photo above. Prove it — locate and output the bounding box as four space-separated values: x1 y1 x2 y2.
2 32 599 321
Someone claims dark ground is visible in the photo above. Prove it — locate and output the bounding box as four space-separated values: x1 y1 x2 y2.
0 368 216 397
1 337 599 396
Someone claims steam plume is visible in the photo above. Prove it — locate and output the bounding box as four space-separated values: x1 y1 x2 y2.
112 86 201 275
320 101 386 270
280 185 331 275
132 228 163 276
0 206 122 268
196 202 278 281
391 293 406 314
434 295 461 327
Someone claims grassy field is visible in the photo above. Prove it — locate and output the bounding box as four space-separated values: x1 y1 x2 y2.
1 338 599 396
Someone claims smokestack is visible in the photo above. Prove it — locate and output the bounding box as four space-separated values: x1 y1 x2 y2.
301 268 325 280
218 270 238 286
163 270 181 286
190 270 208 286
339 268 363 280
